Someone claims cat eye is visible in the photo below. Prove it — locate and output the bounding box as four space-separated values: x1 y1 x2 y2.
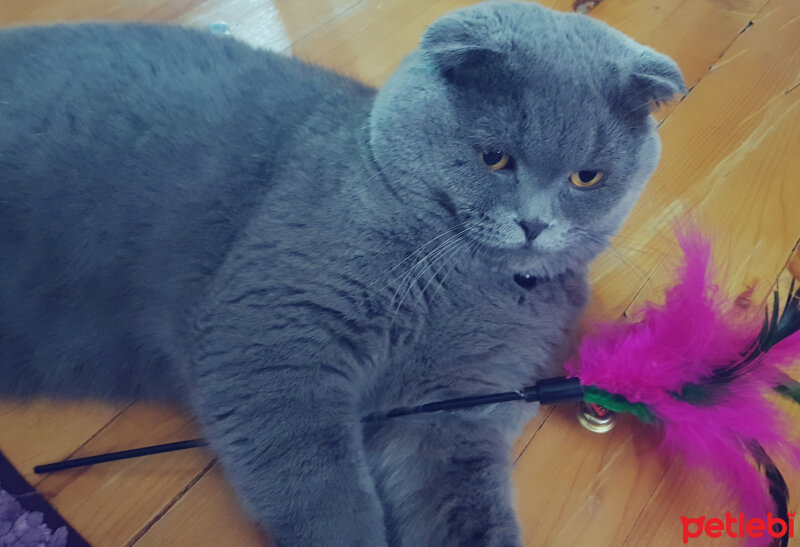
569 170 604 188
482 151 511 171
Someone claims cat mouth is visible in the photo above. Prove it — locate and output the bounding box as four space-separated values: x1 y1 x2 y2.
460 219 579 278
491 242 580 280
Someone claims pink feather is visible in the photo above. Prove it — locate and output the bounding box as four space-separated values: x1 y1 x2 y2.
566 229 800 527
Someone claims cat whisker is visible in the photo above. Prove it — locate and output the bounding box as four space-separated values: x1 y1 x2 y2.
606 238 661 257
581 231 659 259
426 240 475 307
390 236 466 319
389 233 469 322
605 247 648 280
411 238 471 312
360 166 387 186
411 254 453 311
580 232 650 281
370 221 470 289
623 79 677 116
384 239 464 306
381 227 470 295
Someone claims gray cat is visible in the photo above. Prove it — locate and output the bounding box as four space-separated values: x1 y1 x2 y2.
0 2 683 545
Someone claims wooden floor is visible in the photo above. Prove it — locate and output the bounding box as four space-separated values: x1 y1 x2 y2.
1 0 799 545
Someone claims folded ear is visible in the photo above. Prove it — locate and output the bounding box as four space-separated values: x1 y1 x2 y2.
624 48 686 114
420 15 504 82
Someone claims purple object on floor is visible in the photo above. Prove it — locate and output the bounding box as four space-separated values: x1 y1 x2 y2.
0 450 90 546
0 488 67 547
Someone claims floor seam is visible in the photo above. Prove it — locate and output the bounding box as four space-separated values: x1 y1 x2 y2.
619 459 674 546
126 458 218 546
513 405 556 464
279 0 369 55
31 402 134 489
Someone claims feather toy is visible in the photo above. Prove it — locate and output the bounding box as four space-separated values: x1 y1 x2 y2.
569 230 800 545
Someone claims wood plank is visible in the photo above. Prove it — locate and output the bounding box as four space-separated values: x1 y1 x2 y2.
272 0 367 52
0 0 197 25
0 399 125 486
513 406 555 462
587 0 800 317
290 0 484 85
580 0 770 317
591 0 766 91
589 0 686 40
289 0 579 86
0 0 364 51
162 0 296 51
134 463 271 547
513 405 668 546
33 403 211 547
644 0 764 89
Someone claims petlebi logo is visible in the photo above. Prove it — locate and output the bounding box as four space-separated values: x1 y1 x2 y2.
681 512 795 544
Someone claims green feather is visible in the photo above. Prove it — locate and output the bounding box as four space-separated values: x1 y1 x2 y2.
775 378 800 406
675 383 716 405
583 386 658 424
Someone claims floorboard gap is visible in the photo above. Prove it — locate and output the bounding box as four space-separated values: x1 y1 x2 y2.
126 458 218 547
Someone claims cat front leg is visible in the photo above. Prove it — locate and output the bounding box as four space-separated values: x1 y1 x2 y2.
190 308 388 546
365 411 525 547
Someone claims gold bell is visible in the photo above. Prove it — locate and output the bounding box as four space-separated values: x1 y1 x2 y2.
577 401 616 433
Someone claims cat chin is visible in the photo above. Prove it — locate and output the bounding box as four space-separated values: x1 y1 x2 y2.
481 245 586 281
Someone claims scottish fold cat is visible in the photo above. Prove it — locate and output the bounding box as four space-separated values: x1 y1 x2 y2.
0 1 683 545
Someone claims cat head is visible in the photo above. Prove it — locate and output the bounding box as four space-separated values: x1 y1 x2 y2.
368 1 684 278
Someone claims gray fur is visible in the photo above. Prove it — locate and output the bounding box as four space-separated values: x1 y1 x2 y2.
0 2 683 545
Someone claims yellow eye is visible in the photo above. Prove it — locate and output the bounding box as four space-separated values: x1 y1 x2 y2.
569 170 604 188
482 151 511 171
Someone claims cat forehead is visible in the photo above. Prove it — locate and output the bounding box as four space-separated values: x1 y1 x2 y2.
423 3 642 104
505 21 635 87
429 2 637 57
448 56 619 141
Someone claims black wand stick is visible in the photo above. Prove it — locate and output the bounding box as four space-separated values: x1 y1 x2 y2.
33 439 210 474
33 376 583 474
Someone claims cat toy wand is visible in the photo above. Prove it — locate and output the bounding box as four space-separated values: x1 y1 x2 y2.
33 230 800 546
33 376 587 474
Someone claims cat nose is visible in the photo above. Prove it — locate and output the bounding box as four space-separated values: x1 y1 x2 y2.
517 220 548 241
